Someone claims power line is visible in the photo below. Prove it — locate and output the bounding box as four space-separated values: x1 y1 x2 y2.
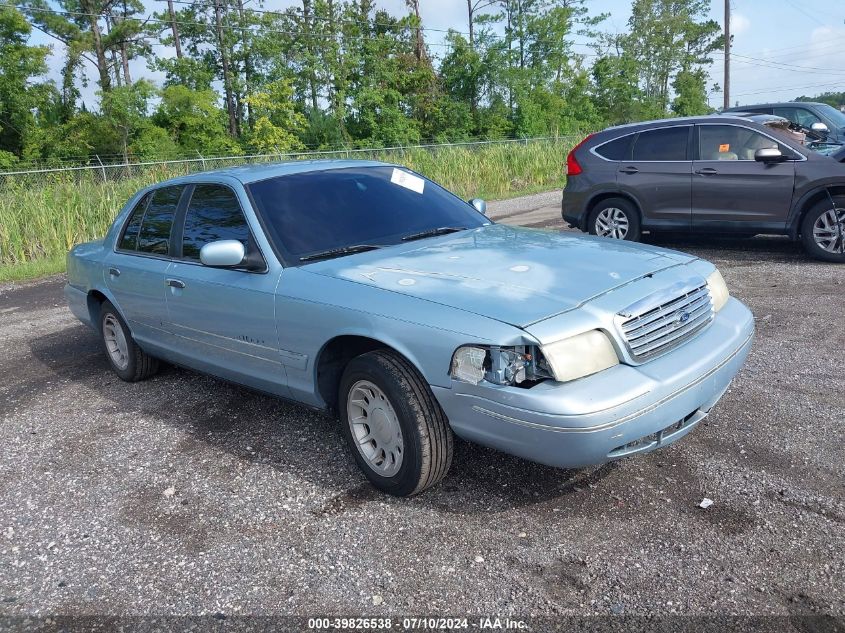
732 81 845 99
783 0 828 27
727 52 845 76
732 38 842 61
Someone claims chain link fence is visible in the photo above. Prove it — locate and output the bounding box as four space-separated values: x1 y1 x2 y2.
0 137 575 187
1 135 581 269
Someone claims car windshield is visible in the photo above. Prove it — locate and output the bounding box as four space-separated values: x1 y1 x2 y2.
817 104 845 129
247 166 488 262
810 142 844 157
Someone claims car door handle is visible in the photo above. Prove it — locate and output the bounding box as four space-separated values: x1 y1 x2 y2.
166 278 186 289
695 168 718 176
108 267 120 277
619 166 639 174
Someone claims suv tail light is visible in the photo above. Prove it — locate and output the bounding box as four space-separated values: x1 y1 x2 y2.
565 134 594 176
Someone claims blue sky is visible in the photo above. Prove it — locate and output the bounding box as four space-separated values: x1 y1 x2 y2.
27 0 845 110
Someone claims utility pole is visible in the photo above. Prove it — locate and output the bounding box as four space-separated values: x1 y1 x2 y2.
723 0 731 109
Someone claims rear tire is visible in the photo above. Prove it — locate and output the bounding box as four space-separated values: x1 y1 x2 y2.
588 198 642 242
338 350 453 497
801 196 845 263
99 300 159 382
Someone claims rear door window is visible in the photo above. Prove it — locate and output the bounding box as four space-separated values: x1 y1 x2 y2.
595 135 632 160
138 186 184 255
181 185 251 261
631 127 690 161
117 194 149 251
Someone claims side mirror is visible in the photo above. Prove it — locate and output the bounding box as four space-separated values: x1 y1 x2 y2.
810 122 830 138
200 240 246 267
754 147 785 163
469 198 487 215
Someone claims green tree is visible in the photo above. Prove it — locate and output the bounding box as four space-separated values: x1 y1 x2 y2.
671 68 710 116
99 79 158 161
623 0 720 114
0 5 51 163
153 85 241 155
244 79 306 153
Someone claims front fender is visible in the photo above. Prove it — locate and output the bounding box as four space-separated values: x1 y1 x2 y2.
274 269 534 407
787 181 845 239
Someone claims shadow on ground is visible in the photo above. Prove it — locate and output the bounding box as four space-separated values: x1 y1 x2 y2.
26 323 620 515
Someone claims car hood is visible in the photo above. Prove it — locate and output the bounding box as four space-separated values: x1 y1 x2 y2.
303 224 696 328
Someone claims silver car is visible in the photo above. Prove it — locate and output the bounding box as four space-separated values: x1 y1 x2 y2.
65 161 755 496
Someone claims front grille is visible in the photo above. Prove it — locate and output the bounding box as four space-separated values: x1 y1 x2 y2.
620 284 714 361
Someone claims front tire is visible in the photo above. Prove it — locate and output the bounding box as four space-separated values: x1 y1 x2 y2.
588 198 642 241
338 350 453 496
99 300 159 382
801 196 845 263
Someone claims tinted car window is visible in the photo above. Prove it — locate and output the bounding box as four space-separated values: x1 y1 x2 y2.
632 127 690 161
182 185 250 261
595 136 632 160
247 166 487 261
698 125 794 161
816 104 845 129
739 106 772 115
118 194 149 251
138 186 183 255
773 107 820 128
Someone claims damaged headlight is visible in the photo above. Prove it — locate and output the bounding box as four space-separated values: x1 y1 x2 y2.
450 331 620 386
706 269 730 312
450 345 553 386
541 330 619 382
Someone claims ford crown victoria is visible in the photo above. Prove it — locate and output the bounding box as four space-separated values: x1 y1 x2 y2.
65 161 755 496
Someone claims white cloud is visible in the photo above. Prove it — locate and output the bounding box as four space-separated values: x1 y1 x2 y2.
732 13 751 36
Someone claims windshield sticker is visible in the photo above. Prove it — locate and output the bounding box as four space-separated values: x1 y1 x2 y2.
391 168 425 194
719 143 730 153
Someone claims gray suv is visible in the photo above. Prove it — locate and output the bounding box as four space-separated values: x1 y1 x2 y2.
724 102 845 145
561 116 845 262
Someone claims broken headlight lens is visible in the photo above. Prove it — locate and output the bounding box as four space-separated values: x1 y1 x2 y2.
541 330 619 382
706 269 729 312
450 345 552 386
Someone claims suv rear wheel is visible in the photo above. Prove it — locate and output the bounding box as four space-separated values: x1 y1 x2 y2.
801 195 845 263
588 198 642 241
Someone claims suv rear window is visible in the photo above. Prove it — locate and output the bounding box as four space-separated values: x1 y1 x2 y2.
595 136 632 160
632 127 690 161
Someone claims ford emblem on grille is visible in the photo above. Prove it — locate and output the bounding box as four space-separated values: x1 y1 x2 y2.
618 283 714 361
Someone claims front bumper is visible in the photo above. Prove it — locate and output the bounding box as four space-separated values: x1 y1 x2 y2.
432 298 754 468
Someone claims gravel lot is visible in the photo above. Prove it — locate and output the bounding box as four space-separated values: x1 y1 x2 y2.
1 191 843 624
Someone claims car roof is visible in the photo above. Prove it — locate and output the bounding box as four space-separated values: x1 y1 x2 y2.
152 159 394 187
718 112 790 123
603 115 763 133
725 102 828 110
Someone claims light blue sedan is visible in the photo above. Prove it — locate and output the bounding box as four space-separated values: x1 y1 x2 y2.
65 160 755 496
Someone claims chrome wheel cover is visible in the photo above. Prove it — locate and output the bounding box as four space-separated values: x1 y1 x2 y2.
595 207 630 239
812 207 845 254
103 313 129 371
346 380 404 477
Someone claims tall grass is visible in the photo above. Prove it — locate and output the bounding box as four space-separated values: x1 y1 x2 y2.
0 139 575 275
